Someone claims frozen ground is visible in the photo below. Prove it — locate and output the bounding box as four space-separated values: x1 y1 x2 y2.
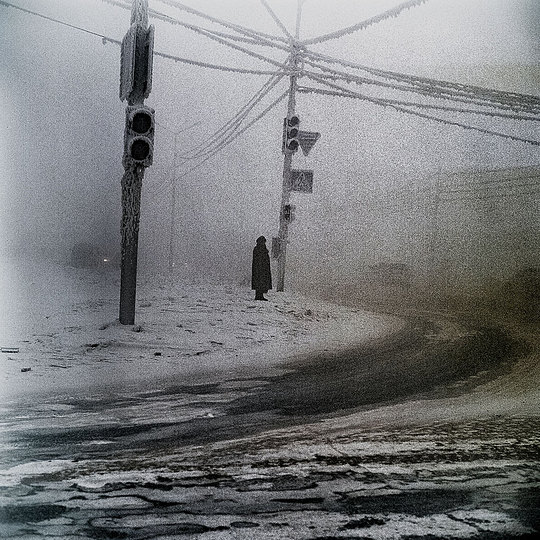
0 258 539 539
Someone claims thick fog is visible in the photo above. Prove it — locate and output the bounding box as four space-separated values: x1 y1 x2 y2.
1 0 539 299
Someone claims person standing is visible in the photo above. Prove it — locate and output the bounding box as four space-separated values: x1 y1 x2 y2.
251 236 272 301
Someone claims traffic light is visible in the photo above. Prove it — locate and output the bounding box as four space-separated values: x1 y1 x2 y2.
283 204 296 223
124 104 155 167
283 115 300 153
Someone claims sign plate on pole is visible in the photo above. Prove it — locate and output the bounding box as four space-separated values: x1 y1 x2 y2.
271 237 282 259
144 25 155 98
119 24 137 101
298 130 320 156
291 170 313 193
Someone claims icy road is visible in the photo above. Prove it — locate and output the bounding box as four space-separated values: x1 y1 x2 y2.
0 262 539 539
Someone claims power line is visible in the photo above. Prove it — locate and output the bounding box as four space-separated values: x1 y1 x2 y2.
299 83 540 122
0 0 122 41
301 58 540 115
302 0 431 46
0 0 285 76
302 74 540 147
144 90 288 203
260 0 294 41
154 0 289 46
303 49 540 113
178 69 287 159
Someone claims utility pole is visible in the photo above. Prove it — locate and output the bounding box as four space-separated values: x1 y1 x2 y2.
276 0 304 292
165 121 201 274
168 131 179 273
119 0 155 325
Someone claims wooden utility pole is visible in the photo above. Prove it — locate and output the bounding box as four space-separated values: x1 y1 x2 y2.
119 0 155 325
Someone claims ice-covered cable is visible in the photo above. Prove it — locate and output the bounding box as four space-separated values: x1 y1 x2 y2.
0 0 286 76
298 84 540 122
189 89 288 160
301 60 540 114
145 90 288 202
178 68 287 159
260 0 294 41
154 0 289 45
304 49 540 112
100 0 290 53
302 0 430 45
302 74 540 147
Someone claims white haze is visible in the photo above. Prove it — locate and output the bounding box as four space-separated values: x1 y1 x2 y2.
0 0 538 298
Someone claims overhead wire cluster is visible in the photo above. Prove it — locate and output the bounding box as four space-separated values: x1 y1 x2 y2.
2 0 539 191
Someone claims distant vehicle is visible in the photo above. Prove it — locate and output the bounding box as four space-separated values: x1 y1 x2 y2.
368 262 412 288
70 243 113 268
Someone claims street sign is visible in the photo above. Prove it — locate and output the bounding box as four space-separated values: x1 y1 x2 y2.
144 25 155 99
298 130 320 156
119 24 137 101
120 24 154 102
271 237 282 259
291 169 313 193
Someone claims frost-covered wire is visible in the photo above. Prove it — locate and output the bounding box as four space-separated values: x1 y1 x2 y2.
260 0 294 41
0 0 122 41
301 59 540 114
298 84 540 122
301 74 540 147
178 68 287 159
101 0 291 60
155 0 289 46
155 50 287 76
189 89 288 160
302 0 430 45
0 0 286 76
304 49 540 113
145 90 288 202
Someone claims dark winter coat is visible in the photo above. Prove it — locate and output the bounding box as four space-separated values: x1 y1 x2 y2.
251 238 272 292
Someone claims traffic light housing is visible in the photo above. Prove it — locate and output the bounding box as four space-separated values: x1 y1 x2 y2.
124 104 155 167
283 204 296 223
283 115 300 153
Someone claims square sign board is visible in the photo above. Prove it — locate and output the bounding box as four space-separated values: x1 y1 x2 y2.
291 170 313 193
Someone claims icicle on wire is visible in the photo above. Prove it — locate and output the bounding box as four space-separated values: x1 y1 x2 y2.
298 83 540 122
304 49 540 112
302 0 431 46
302 74 540 147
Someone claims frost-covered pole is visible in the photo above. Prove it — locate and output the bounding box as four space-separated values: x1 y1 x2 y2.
276 0 304 292
119 0 155 325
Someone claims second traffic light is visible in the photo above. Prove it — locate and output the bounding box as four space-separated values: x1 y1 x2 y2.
283 115 300 154
124 105 155 167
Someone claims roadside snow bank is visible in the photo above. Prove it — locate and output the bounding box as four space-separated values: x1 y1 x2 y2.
0 261 403 399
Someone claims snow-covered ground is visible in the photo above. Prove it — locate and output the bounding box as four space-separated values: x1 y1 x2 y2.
1 257 539 539
0 258 401 399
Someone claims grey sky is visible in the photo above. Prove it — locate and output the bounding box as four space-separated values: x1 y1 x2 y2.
0 0 538 288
